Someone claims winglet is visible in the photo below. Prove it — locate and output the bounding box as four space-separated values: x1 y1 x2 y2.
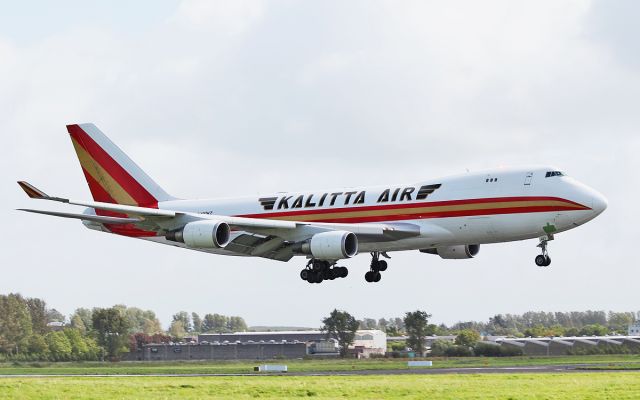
17 181 49 199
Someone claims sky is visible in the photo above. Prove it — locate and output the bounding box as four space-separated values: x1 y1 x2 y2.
1 0 638 329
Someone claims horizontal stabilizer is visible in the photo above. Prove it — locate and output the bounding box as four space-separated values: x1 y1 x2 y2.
17 181 50 199
17 209 139 225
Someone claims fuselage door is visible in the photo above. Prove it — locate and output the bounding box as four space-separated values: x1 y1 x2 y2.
524 172 534 186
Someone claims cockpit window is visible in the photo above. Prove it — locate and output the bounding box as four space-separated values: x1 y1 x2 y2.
545 171 564 178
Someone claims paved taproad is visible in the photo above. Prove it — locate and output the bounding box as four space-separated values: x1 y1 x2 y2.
1 365 637 378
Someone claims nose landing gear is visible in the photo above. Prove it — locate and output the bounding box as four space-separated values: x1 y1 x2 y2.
365 252 390 282
535 236 552 267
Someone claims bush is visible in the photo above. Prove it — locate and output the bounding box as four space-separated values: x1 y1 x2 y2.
567 343 638 356
429 340 453 356
473 343 523 357
444 345 473 357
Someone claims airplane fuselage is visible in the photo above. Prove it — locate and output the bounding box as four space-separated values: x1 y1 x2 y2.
136 165 606 256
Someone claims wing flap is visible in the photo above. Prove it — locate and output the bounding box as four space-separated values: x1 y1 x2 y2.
225 234 293 262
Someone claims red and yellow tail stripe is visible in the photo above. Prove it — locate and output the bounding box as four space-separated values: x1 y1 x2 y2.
67 124 158 207
67 124 158 237
240 196 590 224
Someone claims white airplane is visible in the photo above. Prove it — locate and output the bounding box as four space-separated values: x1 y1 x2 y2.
18 124 607 284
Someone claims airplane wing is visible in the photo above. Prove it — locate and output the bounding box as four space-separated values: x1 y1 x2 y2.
17 181 424 260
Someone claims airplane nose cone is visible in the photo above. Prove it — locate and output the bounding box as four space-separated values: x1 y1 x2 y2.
591 190 608 215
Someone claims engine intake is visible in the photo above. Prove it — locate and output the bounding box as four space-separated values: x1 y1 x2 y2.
296 231 358 260
421 244 480 259
166 220 230 249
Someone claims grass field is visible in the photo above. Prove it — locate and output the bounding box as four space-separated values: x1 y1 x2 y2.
0 354 638 375
0 372 639 399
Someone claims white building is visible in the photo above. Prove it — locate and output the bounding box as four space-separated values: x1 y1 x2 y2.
628 321 640 336
353 330 387 351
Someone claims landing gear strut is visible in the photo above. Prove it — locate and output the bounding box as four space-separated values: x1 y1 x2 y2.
365 252 389 283
535 236 552 267
300 259 348 284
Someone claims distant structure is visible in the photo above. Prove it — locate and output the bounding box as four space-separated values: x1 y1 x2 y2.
198 330 387 358
629 321 640 336
492 335 640 356
46 321 65 332
130 341 307 362
126 329 387 361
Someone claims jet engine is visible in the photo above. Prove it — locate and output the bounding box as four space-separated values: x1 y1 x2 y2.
420 244 480 259
166 220 231 248
296 231 359 260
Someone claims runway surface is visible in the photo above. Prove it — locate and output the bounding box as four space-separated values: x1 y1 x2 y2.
1 364 637 377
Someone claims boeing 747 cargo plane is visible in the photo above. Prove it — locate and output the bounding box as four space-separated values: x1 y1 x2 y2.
18 124 607 284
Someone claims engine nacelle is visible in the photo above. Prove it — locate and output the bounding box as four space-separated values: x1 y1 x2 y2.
421 244 480 259
166 220 230 249
297 231 359 260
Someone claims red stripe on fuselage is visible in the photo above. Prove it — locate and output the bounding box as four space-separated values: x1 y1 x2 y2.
68 124 158 207
267 205 585 224
238 196 588 220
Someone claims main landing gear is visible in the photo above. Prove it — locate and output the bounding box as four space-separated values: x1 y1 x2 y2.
365 252 389 283
300 259 348 284
535 236 552 267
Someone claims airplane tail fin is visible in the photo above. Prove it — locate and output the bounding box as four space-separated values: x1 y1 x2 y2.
67 123 175 207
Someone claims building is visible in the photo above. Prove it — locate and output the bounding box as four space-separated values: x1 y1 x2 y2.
629 322 640 336
493 335 640 356
127 341 308 361
198 330 387 357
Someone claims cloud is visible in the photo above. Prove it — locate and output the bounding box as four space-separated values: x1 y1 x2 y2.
173 0 265 35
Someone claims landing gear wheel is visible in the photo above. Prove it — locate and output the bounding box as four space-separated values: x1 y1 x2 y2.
365 271 373 282
535 236 553 267
366 252 387 282
302 260 349 283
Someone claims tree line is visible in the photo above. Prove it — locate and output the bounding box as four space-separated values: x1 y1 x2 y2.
358 310 638 337
0 293 247 361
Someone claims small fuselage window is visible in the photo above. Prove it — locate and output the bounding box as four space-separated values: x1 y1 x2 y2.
545 171 564 178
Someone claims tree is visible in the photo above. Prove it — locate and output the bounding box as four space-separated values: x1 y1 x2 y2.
322 309 359 358
92 307 130 359
63 328 99 360
143 318 163 335
45 331 72 361
228 316 247 332
172 311 192 332
455 329 481 347
27 334 49 359
169 320 186 339
26 298 48 335
192 313 202 333
579 324 609 336
378 318 388 332
70 308 93 334
46 308 65 323
202 314 229 333
404 311 432 356
608 312 634 333
0 294 33 355
393 317 405 333
360 318 377 330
